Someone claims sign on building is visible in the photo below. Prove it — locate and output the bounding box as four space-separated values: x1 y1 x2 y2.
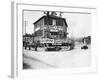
40 38 54 43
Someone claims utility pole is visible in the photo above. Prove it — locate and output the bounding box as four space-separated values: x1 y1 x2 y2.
24 21 28 35
24 21 28 44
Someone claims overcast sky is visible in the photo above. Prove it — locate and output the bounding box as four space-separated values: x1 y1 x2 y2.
23 10 91 38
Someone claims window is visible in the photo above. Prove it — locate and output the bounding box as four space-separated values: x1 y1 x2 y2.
56 19 63 26
50 32 58 35
34 30 43 36
48 18 52 25
44 17 52 25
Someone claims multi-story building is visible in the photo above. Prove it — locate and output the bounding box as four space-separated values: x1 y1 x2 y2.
33 12 68 47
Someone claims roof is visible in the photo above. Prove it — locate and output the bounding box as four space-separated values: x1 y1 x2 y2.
33 15 68 27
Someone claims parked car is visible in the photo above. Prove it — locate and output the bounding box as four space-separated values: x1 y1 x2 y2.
81 45 88 50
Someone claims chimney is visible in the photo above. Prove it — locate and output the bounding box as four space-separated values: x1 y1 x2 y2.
59 12 62 17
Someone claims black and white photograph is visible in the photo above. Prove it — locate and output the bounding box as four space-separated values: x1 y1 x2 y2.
23 10 91 69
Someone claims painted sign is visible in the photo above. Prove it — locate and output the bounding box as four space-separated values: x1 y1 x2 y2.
40 38 54 43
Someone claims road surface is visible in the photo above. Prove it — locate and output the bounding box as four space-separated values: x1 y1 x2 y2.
23 45 91 69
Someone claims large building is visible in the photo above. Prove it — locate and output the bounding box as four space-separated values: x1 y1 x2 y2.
33 11 68 47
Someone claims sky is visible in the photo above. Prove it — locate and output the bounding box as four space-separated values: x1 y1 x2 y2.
23 10 91 38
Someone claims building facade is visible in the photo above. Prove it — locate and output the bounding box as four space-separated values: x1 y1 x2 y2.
33 12 68 47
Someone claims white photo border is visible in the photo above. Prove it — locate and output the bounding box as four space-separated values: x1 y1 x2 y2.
11 1 97 78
